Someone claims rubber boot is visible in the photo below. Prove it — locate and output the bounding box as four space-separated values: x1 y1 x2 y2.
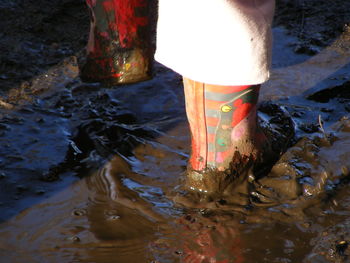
81 0 153 85
183 77 266 194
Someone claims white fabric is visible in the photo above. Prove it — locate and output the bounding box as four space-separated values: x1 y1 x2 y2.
155 0 275 85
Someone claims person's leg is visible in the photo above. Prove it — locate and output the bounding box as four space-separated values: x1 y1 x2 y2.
183 77 268 194
81 0 153 84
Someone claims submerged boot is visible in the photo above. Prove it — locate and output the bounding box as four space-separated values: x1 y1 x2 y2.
183 77 269 194
81 0 153 84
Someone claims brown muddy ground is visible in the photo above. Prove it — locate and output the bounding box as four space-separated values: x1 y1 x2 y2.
1 0 350 262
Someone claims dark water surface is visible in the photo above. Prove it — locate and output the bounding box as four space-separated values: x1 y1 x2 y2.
0 28 350 263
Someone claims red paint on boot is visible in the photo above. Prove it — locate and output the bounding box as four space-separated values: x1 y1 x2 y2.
112 0 149 48
231 99 254 127
82 0 153 83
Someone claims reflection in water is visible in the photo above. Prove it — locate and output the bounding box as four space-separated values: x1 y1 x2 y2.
85 155 246 263
84 159 160 262
0 151 248 262
176 214 244 263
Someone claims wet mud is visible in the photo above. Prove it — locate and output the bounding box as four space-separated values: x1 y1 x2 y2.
1 0 350 262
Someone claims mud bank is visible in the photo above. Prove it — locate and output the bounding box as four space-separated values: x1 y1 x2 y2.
1 0 350 262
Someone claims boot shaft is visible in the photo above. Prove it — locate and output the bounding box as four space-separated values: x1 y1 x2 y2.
81 0 154 84
184 78 260 172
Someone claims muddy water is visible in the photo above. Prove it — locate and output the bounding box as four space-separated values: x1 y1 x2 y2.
0 28 350 262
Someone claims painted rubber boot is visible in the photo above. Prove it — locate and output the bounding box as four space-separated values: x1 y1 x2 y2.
81 0 153 85
183 77 268 195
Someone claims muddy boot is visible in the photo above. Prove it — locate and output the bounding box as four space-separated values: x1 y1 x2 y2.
81 0 153 85
183 77 270 195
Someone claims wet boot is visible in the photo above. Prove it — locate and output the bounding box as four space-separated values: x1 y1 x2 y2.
81 0 154 85
183 77 268 194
